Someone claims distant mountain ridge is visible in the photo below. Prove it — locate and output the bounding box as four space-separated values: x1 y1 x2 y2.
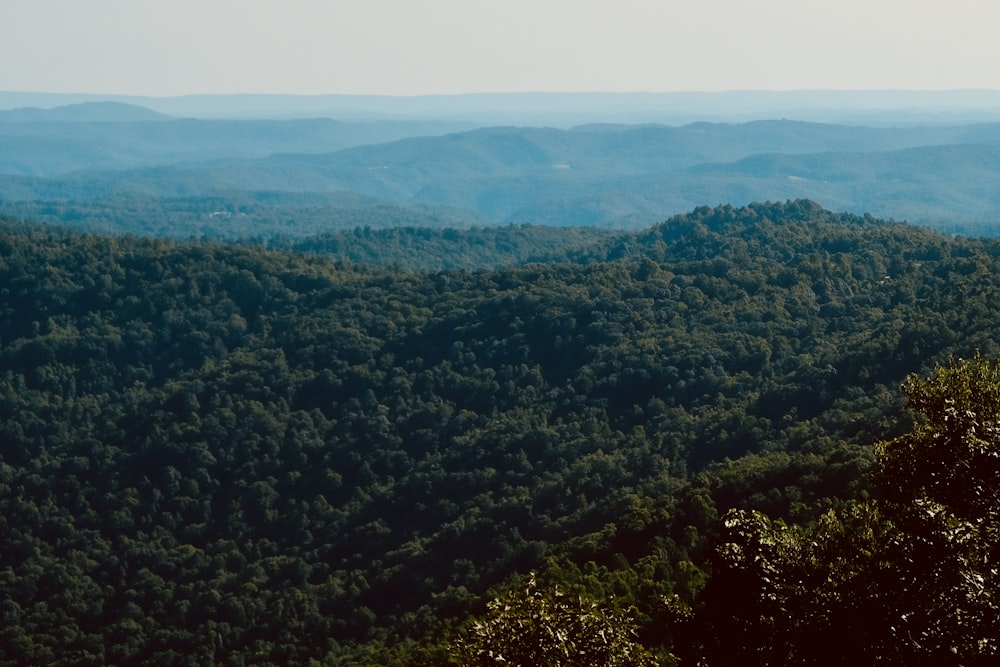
5 94 1000 236
0 101 171 123
0 115 476 177
5 89 1000 124
4 119 1000 234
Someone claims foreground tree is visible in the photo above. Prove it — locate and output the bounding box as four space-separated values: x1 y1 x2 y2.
690 355 1000 665
874 352 1000 523
450 574 659 667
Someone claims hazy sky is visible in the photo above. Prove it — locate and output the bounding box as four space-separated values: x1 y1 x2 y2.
2 0 998 96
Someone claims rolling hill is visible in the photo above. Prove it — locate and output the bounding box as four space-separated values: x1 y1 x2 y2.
3 119 1000 235
2 201 1000 664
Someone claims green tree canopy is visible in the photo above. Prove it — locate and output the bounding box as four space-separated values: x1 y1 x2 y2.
874 352 1000 522
451 574 659 667
693 356 1000 665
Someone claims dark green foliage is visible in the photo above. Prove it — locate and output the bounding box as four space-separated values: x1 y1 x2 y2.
273 224 617 270
875 353 1000 521
695 356 1000 665
0 192 492 240
2 202 1000 663
451 574 659 667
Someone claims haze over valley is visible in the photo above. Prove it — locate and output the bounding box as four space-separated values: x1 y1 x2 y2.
4 92 1000 238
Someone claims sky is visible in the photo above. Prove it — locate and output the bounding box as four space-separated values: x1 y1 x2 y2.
2 0 999 97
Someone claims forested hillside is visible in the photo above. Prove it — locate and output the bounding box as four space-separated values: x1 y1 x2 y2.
271 224 618 270
0 192 498 241
2 201 1000 664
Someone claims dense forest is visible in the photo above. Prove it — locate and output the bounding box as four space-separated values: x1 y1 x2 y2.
2 200 1000 664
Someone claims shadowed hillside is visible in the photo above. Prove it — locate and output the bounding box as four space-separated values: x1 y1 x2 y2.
2 201 1000 663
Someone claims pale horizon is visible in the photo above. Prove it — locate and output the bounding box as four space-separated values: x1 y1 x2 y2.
3 0 999 98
